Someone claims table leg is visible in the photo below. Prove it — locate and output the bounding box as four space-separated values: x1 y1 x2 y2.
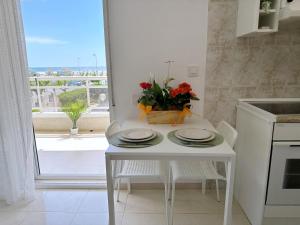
106 154 115 225
223 156 236 225
164 160 170 225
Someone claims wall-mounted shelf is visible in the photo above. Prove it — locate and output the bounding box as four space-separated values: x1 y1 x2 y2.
237 0 281 37
257 28 277 32
259 9 277 15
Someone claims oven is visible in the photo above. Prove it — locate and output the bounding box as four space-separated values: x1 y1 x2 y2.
267 142 300 205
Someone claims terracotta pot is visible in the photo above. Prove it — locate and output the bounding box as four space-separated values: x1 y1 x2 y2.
146 110 185 124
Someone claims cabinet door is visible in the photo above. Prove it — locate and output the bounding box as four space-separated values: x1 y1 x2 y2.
236 0 260 36
235 106 273 225
236 0 281 37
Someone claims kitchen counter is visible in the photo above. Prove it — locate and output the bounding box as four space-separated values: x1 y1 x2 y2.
276 114 300 123
238 98 300 123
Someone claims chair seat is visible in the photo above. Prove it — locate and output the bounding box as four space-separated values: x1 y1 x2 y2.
116 160 161 178
170 160 225 181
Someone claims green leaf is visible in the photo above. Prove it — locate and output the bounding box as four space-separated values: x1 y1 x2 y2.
62 100 87 128
191 96 200 100
164 77 175 88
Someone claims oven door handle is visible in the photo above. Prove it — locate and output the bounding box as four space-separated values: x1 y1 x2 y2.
289 145 300 148
273 142 300 147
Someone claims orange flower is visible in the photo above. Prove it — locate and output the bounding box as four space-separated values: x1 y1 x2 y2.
170 87 189 97
170 82 197 98
170 88 179 98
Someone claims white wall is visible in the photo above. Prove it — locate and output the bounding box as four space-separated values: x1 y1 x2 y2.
108 0 208 121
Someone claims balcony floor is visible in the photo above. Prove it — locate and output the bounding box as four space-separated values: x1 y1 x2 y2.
36 134 108 176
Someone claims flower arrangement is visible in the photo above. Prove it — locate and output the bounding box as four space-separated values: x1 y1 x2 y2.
137 78 199 124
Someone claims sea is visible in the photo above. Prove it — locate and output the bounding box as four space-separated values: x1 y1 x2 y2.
29 66 107 74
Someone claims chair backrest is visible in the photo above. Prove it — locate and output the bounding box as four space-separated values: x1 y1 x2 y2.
216 120 238 149
105 120 121 139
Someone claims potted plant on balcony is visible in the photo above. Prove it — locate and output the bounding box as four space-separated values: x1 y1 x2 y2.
137 78 199 124
261 0 272 14
62 100 87 135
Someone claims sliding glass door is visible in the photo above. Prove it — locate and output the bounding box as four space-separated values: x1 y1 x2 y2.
21 0 111 178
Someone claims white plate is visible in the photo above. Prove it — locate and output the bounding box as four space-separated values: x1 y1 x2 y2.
175 132 216 142
175 128 212 140
121 128 154 140
119 132 157 143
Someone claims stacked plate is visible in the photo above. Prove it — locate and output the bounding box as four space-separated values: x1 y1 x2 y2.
174 128 215 142
118 128 156 143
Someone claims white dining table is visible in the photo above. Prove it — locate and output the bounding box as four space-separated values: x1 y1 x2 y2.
105 118 236 225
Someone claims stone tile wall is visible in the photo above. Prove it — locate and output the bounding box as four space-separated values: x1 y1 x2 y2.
204 0 300 126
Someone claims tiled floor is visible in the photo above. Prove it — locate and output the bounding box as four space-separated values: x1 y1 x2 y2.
37 151 106 175
36 135 108 175
0 189 251 225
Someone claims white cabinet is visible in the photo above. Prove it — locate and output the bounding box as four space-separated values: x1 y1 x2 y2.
236 0 281 37
235 99 300 225
235 103 274 225
273 123 300 141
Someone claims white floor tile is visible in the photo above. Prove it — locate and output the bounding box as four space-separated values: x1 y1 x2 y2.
21 190 87 213
20 212 75 225
36 136 108 151
232 215 251 225
38 151 106 175
0 189 251 225
216 190 244 214
71 213 122 225
173 214 250 225
0 212 26 225
125 190 165 213
173 191 224 214
36 136 108 175
122 213 165 225
172 189 207 201
0 201 26 213
77 190 126 213
173 189 244 214
173 214 220 225
0 191 48 212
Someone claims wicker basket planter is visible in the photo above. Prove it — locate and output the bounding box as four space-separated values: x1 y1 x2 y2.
146 110 185 124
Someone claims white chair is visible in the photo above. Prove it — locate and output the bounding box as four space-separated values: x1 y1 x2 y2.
216 120 238 149
169 120 238 224
105 121 169 220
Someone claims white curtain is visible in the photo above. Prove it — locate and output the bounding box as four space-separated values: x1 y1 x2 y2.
0 0 35 204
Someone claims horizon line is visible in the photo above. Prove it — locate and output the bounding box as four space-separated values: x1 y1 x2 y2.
29 66 107 68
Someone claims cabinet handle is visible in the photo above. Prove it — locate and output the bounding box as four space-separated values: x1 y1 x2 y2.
289 145 300 148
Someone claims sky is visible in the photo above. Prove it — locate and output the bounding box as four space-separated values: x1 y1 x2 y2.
21 0 106 68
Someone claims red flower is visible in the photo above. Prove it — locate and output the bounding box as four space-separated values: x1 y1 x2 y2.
140 82 152 89
179 82 191 90
178 82 192 94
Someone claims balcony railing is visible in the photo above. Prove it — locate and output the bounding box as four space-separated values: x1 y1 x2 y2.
29 75 109 113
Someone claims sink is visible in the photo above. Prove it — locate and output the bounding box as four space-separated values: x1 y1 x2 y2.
250 102 300 115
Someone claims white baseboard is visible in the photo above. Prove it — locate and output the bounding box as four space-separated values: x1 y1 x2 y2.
35 179 224 190
35 180 107 189
264 205 300 218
